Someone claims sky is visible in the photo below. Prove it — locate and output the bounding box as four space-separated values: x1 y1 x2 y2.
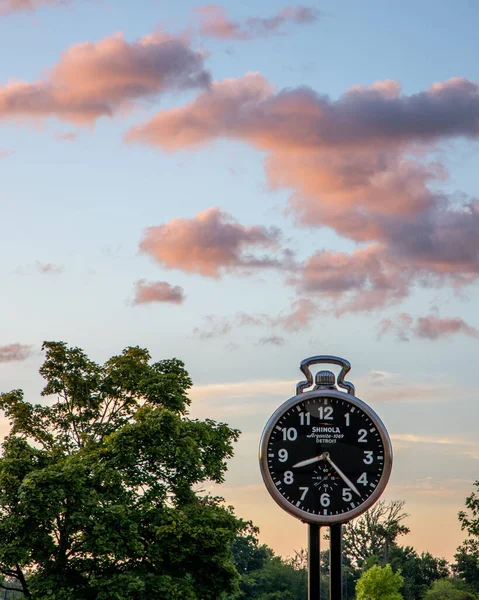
1 0 479 562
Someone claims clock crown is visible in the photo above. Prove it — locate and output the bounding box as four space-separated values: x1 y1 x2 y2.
314 370 336 389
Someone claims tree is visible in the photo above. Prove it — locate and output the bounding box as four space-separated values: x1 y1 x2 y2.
0 342 246 600
231 523 273 576
390 546 449 600
423 579 477 600
454 541 479 591
455 482 479 591
230 554 307 600
342 500 410 568
356 564 404 600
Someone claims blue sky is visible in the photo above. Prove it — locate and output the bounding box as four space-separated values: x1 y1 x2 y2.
1 0 479 560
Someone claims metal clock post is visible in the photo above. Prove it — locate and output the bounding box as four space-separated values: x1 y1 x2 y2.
259 356 393 600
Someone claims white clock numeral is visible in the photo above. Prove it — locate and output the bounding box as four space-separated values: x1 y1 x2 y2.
358 429 368 443
284 471 294 485
318 406 334 420
320 493 330 507
357 472 368 486
282 427 298 441
342 488 352 502
299 487 309 501
363 451 374 464
345 413 350 426
299 412 311 426
278 449 288 462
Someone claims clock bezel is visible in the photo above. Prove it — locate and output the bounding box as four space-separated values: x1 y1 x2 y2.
259 388 393 525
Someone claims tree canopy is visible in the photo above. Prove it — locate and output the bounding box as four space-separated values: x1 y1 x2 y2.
455 481 479 592
356 564 404 600
342 500 410 568
0 342 245 600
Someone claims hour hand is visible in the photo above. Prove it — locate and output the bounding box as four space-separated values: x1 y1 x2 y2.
292 453 325 469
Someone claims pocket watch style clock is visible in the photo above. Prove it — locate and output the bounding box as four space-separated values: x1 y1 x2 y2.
259 356 392 525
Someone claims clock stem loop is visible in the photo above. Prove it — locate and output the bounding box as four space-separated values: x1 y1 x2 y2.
296 355 356 396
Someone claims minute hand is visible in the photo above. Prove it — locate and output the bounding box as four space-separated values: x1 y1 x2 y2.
324 455 362 497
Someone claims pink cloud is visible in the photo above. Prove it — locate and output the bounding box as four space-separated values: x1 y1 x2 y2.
0 343 33 362
55 132 77 142
378 313 478 341
291 245 411 315
127 74 479 310
133 280 185 305
272 298 318 331
0 0 65 14
36 262 63 274
139 207 284 278
195 5 320 40
415 314 479 340
0 31 210 125
194 299 319 340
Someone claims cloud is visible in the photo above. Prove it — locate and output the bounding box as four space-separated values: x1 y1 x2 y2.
271 298 318 331
0 0 65 14
291 245 410 314
193 315 232 340
132 280 185 305
187 373 458 421
126 74 479 311
195 5 320 40
55 132 77 142
257 335 285 346
36 262 63 274
415 314 479 339
390 433 479 460
378 312 479 341
139 207 285 278
194 298 319 340
0 31 210 125
0 343 33 362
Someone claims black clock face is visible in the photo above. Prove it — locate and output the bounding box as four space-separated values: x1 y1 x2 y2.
263 395 389 521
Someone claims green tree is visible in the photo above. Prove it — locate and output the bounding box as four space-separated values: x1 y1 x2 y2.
455 482 479 591
231 523 273 576
390 546 449 600
343 500 410 569
423 579 477 600
356 564 404 600
454 541 479 591
0 342 245 600
230 554 307 600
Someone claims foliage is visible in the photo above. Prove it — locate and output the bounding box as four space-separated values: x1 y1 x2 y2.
0 342 245 600
228 533 307 600
231 523 273 576
230 554 307 600
390 546 449 600
319 547 359 600
456 482 479 591
423 579 477 600
342 500 410 568
356 564 404 600
454 541 479 591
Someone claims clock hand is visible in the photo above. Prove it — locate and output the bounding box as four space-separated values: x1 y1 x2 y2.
323 453 362 498
292 453 327 469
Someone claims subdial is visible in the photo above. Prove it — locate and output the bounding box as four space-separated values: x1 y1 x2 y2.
312 464 339 492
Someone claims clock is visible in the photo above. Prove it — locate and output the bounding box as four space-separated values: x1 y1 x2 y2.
259 356 392 525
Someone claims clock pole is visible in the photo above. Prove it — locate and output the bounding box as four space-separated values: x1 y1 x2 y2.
308 523 321 600
330 524 343 600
